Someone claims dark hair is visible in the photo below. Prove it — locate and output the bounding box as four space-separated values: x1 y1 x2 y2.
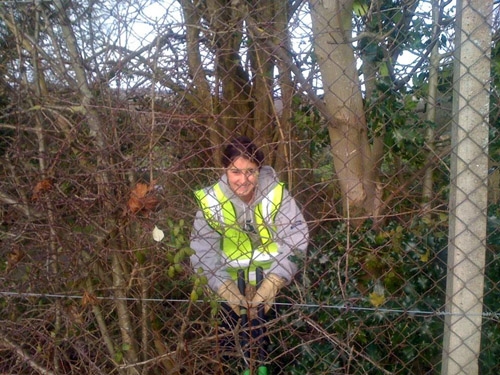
222 136 264 168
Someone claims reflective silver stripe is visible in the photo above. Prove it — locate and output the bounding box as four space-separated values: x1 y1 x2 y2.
253 249 274 262
226 258 252 268
225 248 274 269
247 270 257 284
261 192 274 224
205 189 223 224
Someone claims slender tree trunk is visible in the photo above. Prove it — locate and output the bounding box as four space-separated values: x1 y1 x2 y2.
270 1 296 186
206 0 252 133
309 0 376 220
422 0 441 215
248 0 275 145
180 0 221 165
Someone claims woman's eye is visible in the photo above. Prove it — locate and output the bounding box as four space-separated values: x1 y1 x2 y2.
228 168 257 176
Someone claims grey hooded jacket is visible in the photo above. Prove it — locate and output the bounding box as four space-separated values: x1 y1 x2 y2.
190 166 309 292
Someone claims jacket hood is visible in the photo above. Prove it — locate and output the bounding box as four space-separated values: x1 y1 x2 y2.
218 165 279 206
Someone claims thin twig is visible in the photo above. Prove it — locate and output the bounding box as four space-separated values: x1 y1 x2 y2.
301 312 394 375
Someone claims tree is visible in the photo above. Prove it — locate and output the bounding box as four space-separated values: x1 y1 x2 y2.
309 0 375 220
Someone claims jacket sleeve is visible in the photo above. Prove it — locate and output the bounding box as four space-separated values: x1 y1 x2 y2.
267 189 309 282
190 210 230 292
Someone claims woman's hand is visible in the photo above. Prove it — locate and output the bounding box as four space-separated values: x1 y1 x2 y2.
217 279 246 315
249 273 286 318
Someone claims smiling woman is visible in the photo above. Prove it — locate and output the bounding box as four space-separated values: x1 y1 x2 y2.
189 135 309 364
222 138 263 203
226 158 260 203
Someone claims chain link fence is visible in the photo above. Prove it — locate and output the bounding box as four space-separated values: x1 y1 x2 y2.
0 0 499 374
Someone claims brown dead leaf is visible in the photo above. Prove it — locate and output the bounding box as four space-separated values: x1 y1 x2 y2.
131 182 150 199
82 290 99 308
32 179 53 201
127 181 159 214
7 247 25 271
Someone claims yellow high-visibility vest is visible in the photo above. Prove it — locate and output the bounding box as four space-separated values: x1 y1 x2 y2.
194 182 284 283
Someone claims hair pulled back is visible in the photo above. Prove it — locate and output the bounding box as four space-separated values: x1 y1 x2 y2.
222 136 264 168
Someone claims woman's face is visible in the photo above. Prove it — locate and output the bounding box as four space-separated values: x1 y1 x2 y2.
226 156 259 203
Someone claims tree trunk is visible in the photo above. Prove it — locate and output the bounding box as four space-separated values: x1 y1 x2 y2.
180 0 221 165
309 0 376 220
421 0 441 216
206 0 253 134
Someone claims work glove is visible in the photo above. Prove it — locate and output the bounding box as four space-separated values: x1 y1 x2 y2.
217 279 246 316
250 273 286 318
